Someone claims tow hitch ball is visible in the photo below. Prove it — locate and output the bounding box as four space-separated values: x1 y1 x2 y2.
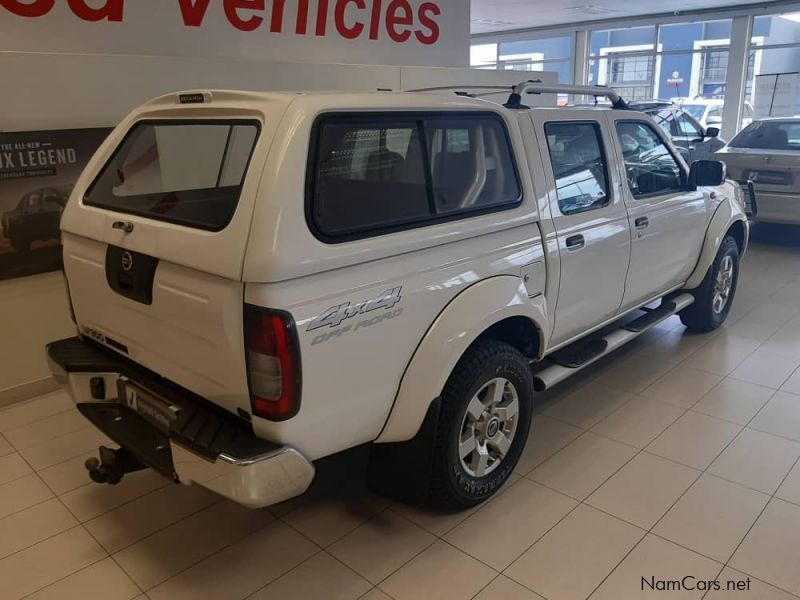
84 446 145 485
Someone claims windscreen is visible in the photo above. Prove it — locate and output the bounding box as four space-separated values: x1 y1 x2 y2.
85 121 259 231
729 121 800 151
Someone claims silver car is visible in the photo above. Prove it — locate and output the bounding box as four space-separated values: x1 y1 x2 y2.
717 118 800 225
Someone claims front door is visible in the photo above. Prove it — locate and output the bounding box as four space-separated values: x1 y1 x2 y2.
532 111 631 345
608 117 710 311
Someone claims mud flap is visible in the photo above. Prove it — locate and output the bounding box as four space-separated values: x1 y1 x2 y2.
367 398 441 505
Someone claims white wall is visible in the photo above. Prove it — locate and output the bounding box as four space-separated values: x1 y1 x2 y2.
0 0 468 68
0 52 553 131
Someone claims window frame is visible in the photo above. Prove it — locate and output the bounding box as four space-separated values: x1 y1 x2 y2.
305 111 524 244
543 120 613 217
615 119 687 200
83 118 262 233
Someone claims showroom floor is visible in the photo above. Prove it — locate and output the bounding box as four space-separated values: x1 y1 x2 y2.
2 225 800 600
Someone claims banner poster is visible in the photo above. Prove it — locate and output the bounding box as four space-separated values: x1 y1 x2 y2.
0 128 111 281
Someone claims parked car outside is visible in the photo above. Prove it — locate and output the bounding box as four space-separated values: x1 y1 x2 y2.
1 186 68 252
717 118 800 225
47 83 747 510
677 98 754 132
629 100 726 163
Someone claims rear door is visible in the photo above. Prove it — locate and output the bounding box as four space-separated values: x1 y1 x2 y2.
608 116 709 310
61 117 268 416
531 110 631 345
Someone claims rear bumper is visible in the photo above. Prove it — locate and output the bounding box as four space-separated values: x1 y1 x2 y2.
747 190 800 225
46 337 314 508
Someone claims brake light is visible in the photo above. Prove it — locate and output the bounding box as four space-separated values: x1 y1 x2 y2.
244 305 301 421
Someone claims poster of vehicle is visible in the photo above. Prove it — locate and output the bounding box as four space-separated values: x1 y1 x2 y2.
0 128 112 281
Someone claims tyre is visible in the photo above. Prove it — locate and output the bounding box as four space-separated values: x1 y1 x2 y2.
680 235 740 332
429 340 533 509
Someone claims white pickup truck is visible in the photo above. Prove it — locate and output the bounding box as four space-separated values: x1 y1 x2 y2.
47 82 748 510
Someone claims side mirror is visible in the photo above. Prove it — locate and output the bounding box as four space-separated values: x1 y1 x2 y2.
688 160 726 188
705 127 721 138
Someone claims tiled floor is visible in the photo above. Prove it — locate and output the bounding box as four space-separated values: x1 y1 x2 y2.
3 223 800 600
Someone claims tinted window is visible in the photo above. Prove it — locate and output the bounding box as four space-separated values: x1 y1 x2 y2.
309 114 522 239
426 117 520 214
545 122 610 215
675 112 702 137
729 121 800 151
616 122 683 198
85 122 259 231
313 121 430 236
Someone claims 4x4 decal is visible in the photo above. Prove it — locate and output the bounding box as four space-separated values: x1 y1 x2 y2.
307 287 403 332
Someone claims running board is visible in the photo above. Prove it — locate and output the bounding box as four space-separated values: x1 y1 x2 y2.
532 293 695 392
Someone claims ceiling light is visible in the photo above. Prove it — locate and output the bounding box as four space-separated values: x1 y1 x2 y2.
565 4 619 15
471 18 516 26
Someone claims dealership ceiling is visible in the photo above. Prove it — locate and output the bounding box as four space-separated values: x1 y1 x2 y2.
470 0 789 33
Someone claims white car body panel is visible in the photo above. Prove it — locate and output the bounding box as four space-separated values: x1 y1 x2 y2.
54 88 748 482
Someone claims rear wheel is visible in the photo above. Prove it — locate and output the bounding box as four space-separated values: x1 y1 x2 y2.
680 235 740 332
429 340 533 509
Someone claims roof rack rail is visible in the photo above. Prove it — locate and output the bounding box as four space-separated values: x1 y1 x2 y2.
405 84 520 94
505 81 628 110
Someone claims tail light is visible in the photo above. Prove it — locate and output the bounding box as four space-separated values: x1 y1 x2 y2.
244 305 302 421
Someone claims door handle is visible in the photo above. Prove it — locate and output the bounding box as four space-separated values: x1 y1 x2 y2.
112 220 134 233
565 234 585 251
635 216 650 230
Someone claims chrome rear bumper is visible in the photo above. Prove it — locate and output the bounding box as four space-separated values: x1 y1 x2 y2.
46 337 314 508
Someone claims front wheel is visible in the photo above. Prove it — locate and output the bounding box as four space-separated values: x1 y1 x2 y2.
680 235 740 332
429 340 533 509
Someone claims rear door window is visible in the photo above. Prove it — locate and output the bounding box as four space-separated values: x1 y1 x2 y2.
425 117 521 214
308 113 522 240
544 122 610 215
85 121 259 231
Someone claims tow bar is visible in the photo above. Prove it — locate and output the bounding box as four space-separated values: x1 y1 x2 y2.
84 445 146 485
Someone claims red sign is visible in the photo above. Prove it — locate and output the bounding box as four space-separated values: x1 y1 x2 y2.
0 0 442 43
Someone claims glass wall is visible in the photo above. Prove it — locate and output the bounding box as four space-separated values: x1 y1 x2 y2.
497 35 572 83
587 21 733 103
470 8 800 132
470 43 498 69
470 35 573 82
746 13 800 118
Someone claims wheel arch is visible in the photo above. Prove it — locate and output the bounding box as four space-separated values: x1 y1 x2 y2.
685 197 748 290
375 275 548 444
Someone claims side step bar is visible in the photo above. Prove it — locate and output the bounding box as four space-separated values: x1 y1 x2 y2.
532 293 694 392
